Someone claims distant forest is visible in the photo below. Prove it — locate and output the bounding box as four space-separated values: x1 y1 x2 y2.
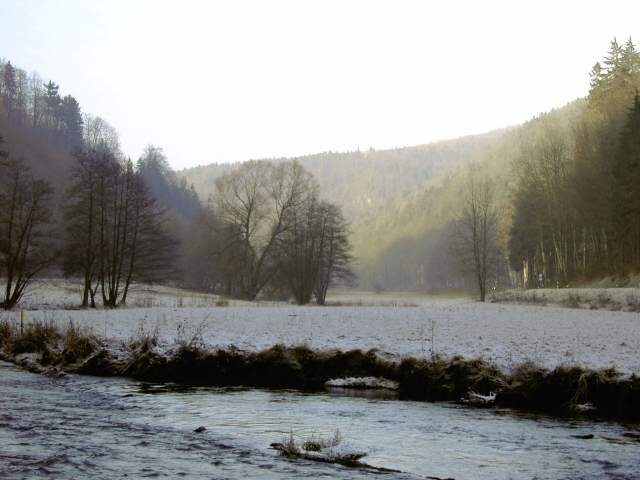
2 37 640 303
0 59 351 308
182 38 640 294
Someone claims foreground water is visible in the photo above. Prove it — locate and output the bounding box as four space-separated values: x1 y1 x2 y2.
0 362 638 479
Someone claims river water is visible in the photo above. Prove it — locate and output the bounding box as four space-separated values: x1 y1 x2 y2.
0 361 638 479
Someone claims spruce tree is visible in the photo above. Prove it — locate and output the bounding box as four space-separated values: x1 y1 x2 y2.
612 92 640 269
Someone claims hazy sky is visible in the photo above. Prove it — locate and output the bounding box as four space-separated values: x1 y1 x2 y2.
2 1 639 169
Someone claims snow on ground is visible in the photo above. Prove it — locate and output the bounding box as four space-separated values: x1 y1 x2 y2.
2 281 640 375
490 287 640 311
5 278 246 310
325 377 399 390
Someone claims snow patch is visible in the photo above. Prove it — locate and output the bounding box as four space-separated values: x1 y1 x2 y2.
326 376 399 390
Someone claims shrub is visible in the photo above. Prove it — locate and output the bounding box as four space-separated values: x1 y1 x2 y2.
0 319 15 349
215 297 229 307
10 320 60 354
562 294 582 309
128 324 159 352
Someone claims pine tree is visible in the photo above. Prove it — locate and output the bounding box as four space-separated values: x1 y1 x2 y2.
59 95 84 148
612 92 640 269
603 38 624 75
589 62 603 91
43 80 61 130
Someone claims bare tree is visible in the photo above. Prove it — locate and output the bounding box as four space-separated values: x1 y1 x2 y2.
62 150 175 308
93 159 173 307
215 160 314 300
313 201 354 305
0 153 55 309
276 194 322 305
63 148 116 307
452 170 498 302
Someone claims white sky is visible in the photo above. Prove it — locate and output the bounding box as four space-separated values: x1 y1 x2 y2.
2 0 639 169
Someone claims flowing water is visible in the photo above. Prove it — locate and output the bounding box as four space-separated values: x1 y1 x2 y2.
1 361 638 479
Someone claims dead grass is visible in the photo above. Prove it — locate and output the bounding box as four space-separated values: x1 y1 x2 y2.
61 321 97 362
6 319 60 354
127 323 160 352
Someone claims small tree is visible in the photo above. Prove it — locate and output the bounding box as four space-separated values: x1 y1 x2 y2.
314 202 354 305
0 150 55 309
452 170 498 302
276 194 322 305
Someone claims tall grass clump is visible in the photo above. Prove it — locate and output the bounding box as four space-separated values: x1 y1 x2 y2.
61 321 96 362
9 319 60 355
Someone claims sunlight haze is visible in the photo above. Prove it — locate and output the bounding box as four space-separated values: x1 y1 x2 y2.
2 0 639 168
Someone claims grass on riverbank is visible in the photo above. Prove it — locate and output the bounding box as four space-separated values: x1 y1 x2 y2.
1 319 639 422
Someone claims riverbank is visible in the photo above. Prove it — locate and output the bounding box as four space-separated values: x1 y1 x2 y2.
1 319 639 424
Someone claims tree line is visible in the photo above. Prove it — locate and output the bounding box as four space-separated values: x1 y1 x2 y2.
508 38 640 287
0 58 353 308
1 60 83 149
0 134 173 309
342 37 640 299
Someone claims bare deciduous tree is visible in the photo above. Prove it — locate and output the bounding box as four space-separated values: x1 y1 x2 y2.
215 160 314 300
63 149 173 308
313 202 354 305
452 170 499 302
0 152 55 309
63 148 115 307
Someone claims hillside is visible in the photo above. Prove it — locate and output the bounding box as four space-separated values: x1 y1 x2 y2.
351 100 586 290
0 59 201 220
178 38 640 294
179 130 506 220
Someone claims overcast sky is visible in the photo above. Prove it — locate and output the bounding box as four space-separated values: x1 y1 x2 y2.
2 0 639 169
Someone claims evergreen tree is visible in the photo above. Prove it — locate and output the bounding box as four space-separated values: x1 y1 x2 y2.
59 95 84 148
612 92 640 270
43 80 61 129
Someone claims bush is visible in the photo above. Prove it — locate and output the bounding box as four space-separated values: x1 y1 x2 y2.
562 294 582 309
10 320 60 355
128 324 159 352
215 297 229 307
0 319 14 349
397 355 505 401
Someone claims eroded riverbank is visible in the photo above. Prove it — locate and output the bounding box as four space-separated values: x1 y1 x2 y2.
2 319 640 423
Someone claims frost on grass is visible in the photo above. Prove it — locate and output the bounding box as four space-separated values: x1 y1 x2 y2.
3 281 640 376
9 299 639 375
491 287 640 312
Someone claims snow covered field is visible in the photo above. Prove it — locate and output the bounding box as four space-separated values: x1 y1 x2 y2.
2 281 640 375
491 287 640 311
4 278 244 310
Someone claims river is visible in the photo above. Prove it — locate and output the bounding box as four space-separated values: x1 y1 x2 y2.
0 362 638 479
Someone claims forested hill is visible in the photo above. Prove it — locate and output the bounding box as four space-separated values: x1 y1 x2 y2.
351 99 586 291
182 38 640 293
4 37 638 296
0 59 200 220
179 130 506 221
355 38 640 292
